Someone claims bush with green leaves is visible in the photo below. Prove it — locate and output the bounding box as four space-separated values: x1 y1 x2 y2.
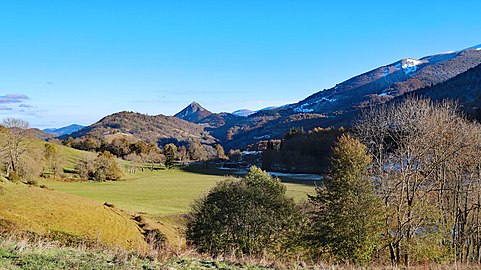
186 166 303 258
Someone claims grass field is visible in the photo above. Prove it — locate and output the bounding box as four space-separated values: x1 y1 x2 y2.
0 180 148 251
37 168 315 245
40 169 316 217
58 144 96 171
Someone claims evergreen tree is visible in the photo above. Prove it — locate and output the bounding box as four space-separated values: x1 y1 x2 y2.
163 143 177 169
310 134 383 264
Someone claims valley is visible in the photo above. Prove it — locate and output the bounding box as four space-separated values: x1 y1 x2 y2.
3 42 481 269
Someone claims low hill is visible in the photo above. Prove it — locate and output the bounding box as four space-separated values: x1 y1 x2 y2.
0 180 148 251
66 111 217 146
25 128 55 141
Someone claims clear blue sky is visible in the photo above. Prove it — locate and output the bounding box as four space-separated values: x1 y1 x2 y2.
1 0 480 128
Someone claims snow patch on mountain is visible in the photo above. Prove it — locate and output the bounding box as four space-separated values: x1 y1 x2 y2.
294 103 314 113
232 109 255 117
293 97 337 113
382 67 389 77
318 97 337 103
254 135 270 140
402 59 424 68
402 59 425 75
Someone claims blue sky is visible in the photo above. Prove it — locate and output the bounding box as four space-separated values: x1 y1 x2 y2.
1 0 481 128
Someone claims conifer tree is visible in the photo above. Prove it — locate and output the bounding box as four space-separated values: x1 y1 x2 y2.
310 134 383 264
163 143 177 169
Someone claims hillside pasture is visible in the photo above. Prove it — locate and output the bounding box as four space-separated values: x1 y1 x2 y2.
0 181 148 251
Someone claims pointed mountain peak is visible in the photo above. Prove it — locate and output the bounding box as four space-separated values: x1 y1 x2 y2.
188 101 205 110
175 101 212 123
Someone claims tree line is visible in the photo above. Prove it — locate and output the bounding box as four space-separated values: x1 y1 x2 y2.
262 127 345 173
65 136 236 166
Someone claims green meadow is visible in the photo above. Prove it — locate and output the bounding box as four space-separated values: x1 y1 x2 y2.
41 169 316 217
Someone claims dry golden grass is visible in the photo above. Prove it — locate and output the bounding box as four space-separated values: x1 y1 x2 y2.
0 180 148 251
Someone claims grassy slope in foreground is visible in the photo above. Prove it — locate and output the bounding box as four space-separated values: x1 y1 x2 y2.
0 236 278 270
41 169 316 216
0 180 147 251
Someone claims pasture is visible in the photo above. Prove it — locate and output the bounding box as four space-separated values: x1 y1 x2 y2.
41 169 316 217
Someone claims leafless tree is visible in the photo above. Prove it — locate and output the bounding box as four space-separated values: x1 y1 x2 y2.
354 97 481 265
0 118 30 178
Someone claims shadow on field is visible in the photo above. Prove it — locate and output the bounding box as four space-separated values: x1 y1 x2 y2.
181 164 319 187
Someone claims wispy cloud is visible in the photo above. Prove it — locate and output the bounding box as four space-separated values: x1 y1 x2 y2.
0 94 29 104
19 104 33 108
0 106 13 110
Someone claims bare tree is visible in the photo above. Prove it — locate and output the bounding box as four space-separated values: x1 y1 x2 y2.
0 118 29 179
354 97 481 265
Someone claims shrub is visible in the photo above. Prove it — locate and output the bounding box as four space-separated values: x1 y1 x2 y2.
24 178 38 186
93 151 123 181
75 152 123 181
144 229 167 249
186 166 302 258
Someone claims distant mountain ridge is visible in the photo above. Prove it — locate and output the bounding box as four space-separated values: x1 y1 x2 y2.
68 44 481 150
175 44 481 149
44 124 85 137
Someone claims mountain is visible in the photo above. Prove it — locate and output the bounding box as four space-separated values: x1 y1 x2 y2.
174 101 213 123
286 45 481 116
65 44 481 150
67 111 217 145
174 101 244 128
232 109 255 117
414 62 481 116
44 124 85 137
205 44 481 149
